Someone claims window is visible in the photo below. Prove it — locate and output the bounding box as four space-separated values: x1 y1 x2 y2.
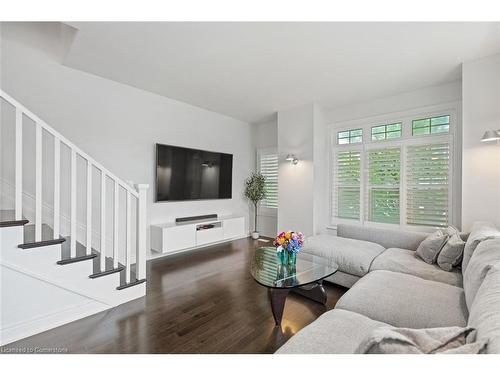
333 150 361 219
258 151 278 209
331 110 455 229
371 123 402 141
406 143 450 227
367 148 400 224
412 115 450 136
338 129 363 145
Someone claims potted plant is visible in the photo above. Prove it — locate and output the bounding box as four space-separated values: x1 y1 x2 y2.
244 172 266 239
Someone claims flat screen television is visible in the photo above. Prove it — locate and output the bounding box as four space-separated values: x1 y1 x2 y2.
155 143 233 202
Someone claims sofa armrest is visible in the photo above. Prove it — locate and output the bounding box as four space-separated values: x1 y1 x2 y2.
337 224 429 251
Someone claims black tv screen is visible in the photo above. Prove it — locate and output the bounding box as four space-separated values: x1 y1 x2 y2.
156 144 233 202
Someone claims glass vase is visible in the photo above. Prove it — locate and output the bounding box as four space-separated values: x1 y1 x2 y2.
288 252 297 266
277 250 288 266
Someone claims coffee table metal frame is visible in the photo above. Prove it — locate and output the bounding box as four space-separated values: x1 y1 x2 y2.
250 247 338 326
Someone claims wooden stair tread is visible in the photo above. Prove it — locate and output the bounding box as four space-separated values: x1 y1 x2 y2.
116 278 146 290
19 224 65 249
56 253 97 265
0 209 29 228
89 266 125 279
18 237 66 249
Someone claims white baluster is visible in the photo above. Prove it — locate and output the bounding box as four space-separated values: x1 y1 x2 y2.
35 123 42 242
135 184 149 280
70 149 77 257
113 180 119 269
100 170 106 271
15 108 23 221
86 161 92 255
53 138 60 239
125 191 131 283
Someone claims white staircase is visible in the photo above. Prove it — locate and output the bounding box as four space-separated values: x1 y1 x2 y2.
0 90 149 346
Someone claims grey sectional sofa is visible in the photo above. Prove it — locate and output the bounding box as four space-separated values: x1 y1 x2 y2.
276 222 500 354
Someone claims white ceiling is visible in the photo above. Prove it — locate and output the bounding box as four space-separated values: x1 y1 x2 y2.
63 22 500 123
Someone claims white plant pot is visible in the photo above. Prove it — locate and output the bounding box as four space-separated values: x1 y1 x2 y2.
251 231 260 240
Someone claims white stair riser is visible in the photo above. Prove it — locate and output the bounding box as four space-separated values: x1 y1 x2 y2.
7 245 62 266
0 226 24 252
110 283 146 305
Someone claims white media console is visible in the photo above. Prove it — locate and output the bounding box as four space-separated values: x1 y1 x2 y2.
150 215 246 254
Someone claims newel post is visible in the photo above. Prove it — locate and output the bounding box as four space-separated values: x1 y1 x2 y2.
135 184 149 280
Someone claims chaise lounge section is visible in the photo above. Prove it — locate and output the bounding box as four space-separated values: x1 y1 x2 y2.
277 223 500 354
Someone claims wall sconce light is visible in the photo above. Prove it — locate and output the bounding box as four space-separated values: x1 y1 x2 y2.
285 154 299 165
481 130 500 143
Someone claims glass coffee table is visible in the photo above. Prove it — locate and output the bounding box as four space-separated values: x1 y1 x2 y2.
250 247 339 326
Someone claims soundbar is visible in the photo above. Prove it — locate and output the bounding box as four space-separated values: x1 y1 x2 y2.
175 214 218 224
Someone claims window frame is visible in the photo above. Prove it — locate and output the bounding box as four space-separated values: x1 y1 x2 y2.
371 122 402 141
411 115 451 136
337 128 363 145
256 147 278 217
329 102 460 232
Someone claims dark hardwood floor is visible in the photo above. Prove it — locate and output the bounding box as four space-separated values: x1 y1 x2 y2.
2 237 347 353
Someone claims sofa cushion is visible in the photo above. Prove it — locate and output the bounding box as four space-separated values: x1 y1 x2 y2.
437 232 466 271
337 224 428 251
416 230 448 264
355 326 486 354
370 248 463 287
275 309 388 354
463 238 500 310
336 270 468 329
302 234 385 277
462 222 500 271
467 264 500 354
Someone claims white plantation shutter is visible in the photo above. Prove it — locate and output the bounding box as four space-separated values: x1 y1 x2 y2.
259 152 278 208
332 113 455 229
406 143 450 227
333 150 361 220
366 148 400 224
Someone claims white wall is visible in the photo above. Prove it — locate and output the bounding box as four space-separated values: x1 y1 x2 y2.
277 103 328 236
326 81 462 124
252 116 278 237
462 54 500 231
0 24 254 259
277 104 314 235
312 103 328 234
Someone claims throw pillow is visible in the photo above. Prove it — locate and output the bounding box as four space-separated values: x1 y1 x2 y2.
355 326 487 354
443 225 459 236
416 230 448 264
437 233 466 271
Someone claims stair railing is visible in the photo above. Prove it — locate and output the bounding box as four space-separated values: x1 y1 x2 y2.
0 89 148 284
